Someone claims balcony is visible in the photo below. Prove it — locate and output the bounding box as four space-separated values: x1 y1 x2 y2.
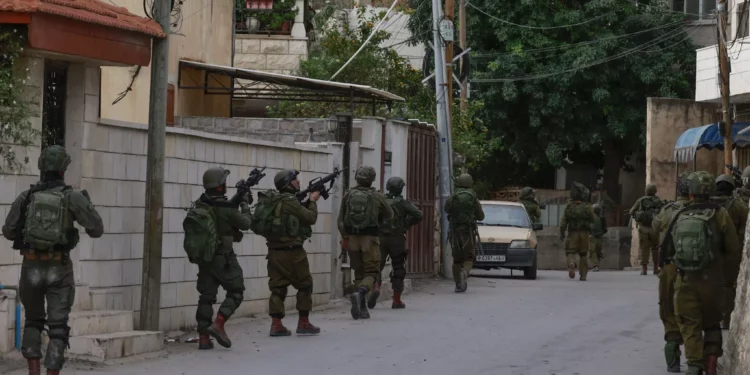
234 0 308 36
695 37 750 103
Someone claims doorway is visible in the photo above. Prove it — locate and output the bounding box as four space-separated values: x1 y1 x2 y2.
41 61 68 149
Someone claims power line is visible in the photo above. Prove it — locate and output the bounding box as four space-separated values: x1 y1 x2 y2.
466 1 612 30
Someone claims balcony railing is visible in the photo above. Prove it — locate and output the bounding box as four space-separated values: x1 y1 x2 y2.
235 0 300 35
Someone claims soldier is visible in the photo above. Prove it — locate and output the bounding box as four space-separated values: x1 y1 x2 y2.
250 169 321 336
2 145 104 375
734 166 750 204
629 183 663 275
665 171 740 375
560 182 596 281
710 174 748 329
652 172 691 373
588 204 607 272
338 166 393 320
369 176 423 309
444 173 485 292
518 187 542 225
191 167 251 350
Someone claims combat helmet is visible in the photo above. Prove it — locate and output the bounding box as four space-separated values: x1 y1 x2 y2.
456 174 473 188
716 174 735 187
274 169 300 191
355 166 376 187
38 145 71 173
645 184 657 196
203 167 230 189
386 176 405 195
519 187 535 200
687 171 715 196
677 172 690 197
592 203 602 215
570 182 588 201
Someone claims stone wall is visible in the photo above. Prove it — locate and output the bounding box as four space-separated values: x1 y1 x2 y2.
727 228 750 374
234 35 308 74
176 116 331 144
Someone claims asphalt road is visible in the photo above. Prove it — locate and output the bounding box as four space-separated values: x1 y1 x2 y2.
5 270 668 375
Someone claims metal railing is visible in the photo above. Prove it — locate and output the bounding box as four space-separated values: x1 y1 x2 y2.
235 8 294 35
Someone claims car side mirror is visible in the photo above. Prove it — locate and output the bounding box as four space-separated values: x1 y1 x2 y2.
532 223 543 231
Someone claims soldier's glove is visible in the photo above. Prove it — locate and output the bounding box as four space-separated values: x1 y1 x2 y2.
244 192 254 205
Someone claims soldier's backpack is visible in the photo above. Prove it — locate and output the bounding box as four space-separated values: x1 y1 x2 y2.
636 196 663 226
671 207 717 272
381 196 406 235
182 201 219 264
591 216 605 237
344 187 379 232
23 186 71 251
250 190 287 238
449 189 477 227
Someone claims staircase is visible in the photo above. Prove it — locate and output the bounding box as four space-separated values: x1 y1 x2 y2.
53 284 165 364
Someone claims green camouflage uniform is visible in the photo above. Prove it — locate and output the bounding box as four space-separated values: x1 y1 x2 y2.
588 204 607 269
630 184 662 270
710 174 749 329
194 167 251 349
1 146 104 373
668 171 741 374
518 187 542 225
339 166 393 319
652 172 691 372
733 166 750 205
560 182 596 281
376 177 423 302
445 174 485 292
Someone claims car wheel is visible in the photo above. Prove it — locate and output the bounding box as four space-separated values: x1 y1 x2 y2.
524 255 538 280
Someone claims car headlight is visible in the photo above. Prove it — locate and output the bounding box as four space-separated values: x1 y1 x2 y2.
509 240 530 249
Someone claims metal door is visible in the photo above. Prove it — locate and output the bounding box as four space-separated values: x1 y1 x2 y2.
405 124 437 277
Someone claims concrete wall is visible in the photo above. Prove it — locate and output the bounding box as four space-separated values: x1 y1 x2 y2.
349 3 425 68
234 36 308 74
727 225 750 374
177 116 332 144
536 227 632 271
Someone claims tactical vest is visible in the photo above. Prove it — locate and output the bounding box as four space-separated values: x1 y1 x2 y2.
251 191 312 241
449 188 477 228
635 196 663 226
380 195 407 236
23 185 73 251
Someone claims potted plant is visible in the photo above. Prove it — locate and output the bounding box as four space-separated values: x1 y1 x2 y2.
247 11 261 32
272 0 296 32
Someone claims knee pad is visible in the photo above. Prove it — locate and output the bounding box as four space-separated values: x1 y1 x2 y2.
25 320 46 332
271 287 288 299
392 268 406 279
297 284 313 296
704 327 723 344
47 323 71 347
198 295 217 305
226 290 244 304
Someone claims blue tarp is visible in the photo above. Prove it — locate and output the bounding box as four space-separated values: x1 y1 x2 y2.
674 122 750 162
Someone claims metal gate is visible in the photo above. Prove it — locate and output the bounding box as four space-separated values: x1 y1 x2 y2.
406 124 437 278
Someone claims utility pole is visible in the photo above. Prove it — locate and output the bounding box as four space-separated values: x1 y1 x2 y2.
445 0 455 120
140 0 170 331
432 0 454 278
459 0 467 112
717 0 733 174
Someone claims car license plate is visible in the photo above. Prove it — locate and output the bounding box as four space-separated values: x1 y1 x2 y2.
476 255 506 262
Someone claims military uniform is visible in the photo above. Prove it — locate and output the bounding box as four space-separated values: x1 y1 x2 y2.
370 177 423 309
710 174 749 330
630 184 663 275
444 174 485 292
2 146 104 375
560 182 596 281
338 166 393 320
667 171 741 375
652 172 691 373
254 169 321 336
519 187 542 225
733 166 750 205
588 204 607 271
192 167 251 350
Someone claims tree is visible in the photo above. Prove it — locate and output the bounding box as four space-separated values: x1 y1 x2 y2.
407 0 696 197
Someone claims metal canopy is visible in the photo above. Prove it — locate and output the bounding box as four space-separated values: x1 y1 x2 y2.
178 60 405 105
673 122 750 162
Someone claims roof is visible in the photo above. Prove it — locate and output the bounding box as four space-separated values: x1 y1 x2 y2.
178 60 406 104
0 0 165 38
674 122 750 162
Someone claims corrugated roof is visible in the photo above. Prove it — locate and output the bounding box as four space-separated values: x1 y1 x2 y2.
0 0 166 38
179 60 406 103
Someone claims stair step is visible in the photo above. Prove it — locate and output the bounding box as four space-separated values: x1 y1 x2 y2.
68 331 164 363
68 310 134 337
72 284 91 312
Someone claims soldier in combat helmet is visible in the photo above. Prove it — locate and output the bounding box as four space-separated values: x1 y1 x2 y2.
338 166 393 320
445 173 485 292
734 166 750 204
630 184 664 275
588 204 607 272
518 187 542 225
2 145 104 375
369 176 423 309
560 182 596 281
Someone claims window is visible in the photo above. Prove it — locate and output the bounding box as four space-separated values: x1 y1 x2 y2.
478 204 531 229
42 61 68 149
738 2 750 39
674 0 715 19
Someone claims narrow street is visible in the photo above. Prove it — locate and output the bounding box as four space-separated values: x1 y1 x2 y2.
5 270 669 375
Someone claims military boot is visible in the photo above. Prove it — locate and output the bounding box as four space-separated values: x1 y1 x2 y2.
359 291 371 319
392 292 405 309
459 269 468 292
198 333 214 350
207 313 232 348
665 341 681 373
705 355 718 375
349 289 364 320
27 359 41 375
568 263 576 279
367 282 381 309
46 371 60 375
686 366 703 375
296 317 320 335
454 283 461 293
641 265 648 275
592 266 600 272
270 317 292 337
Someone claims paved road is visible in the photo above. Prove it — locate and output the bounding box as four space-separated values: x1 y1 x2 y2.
7 270 668 375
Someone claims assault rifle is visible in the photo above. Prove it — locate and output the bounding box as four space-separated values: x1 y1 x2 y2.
296 167 342 203
230 166 266 206
726 164 744 187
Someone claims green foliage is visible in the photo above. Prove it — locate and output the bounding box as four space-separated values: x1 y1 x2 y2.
248 0 297 29
0 26 37 172
407 0 697 188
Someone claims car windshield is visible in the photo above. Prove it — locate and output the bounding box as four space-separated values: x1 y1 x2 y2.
477 204 531 228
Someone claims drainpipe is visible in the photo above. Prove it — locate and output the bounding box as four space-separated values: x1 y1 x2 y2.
0 284 21 351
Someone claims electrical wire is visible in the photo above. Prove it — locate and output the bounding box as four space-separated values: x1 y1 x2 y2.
112 66 142 105
637 23 703 53
466 1 612 30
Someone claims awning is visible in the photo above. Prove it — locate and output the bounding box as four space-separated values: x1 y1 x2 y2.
674 122 750 162
178 60 405 105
